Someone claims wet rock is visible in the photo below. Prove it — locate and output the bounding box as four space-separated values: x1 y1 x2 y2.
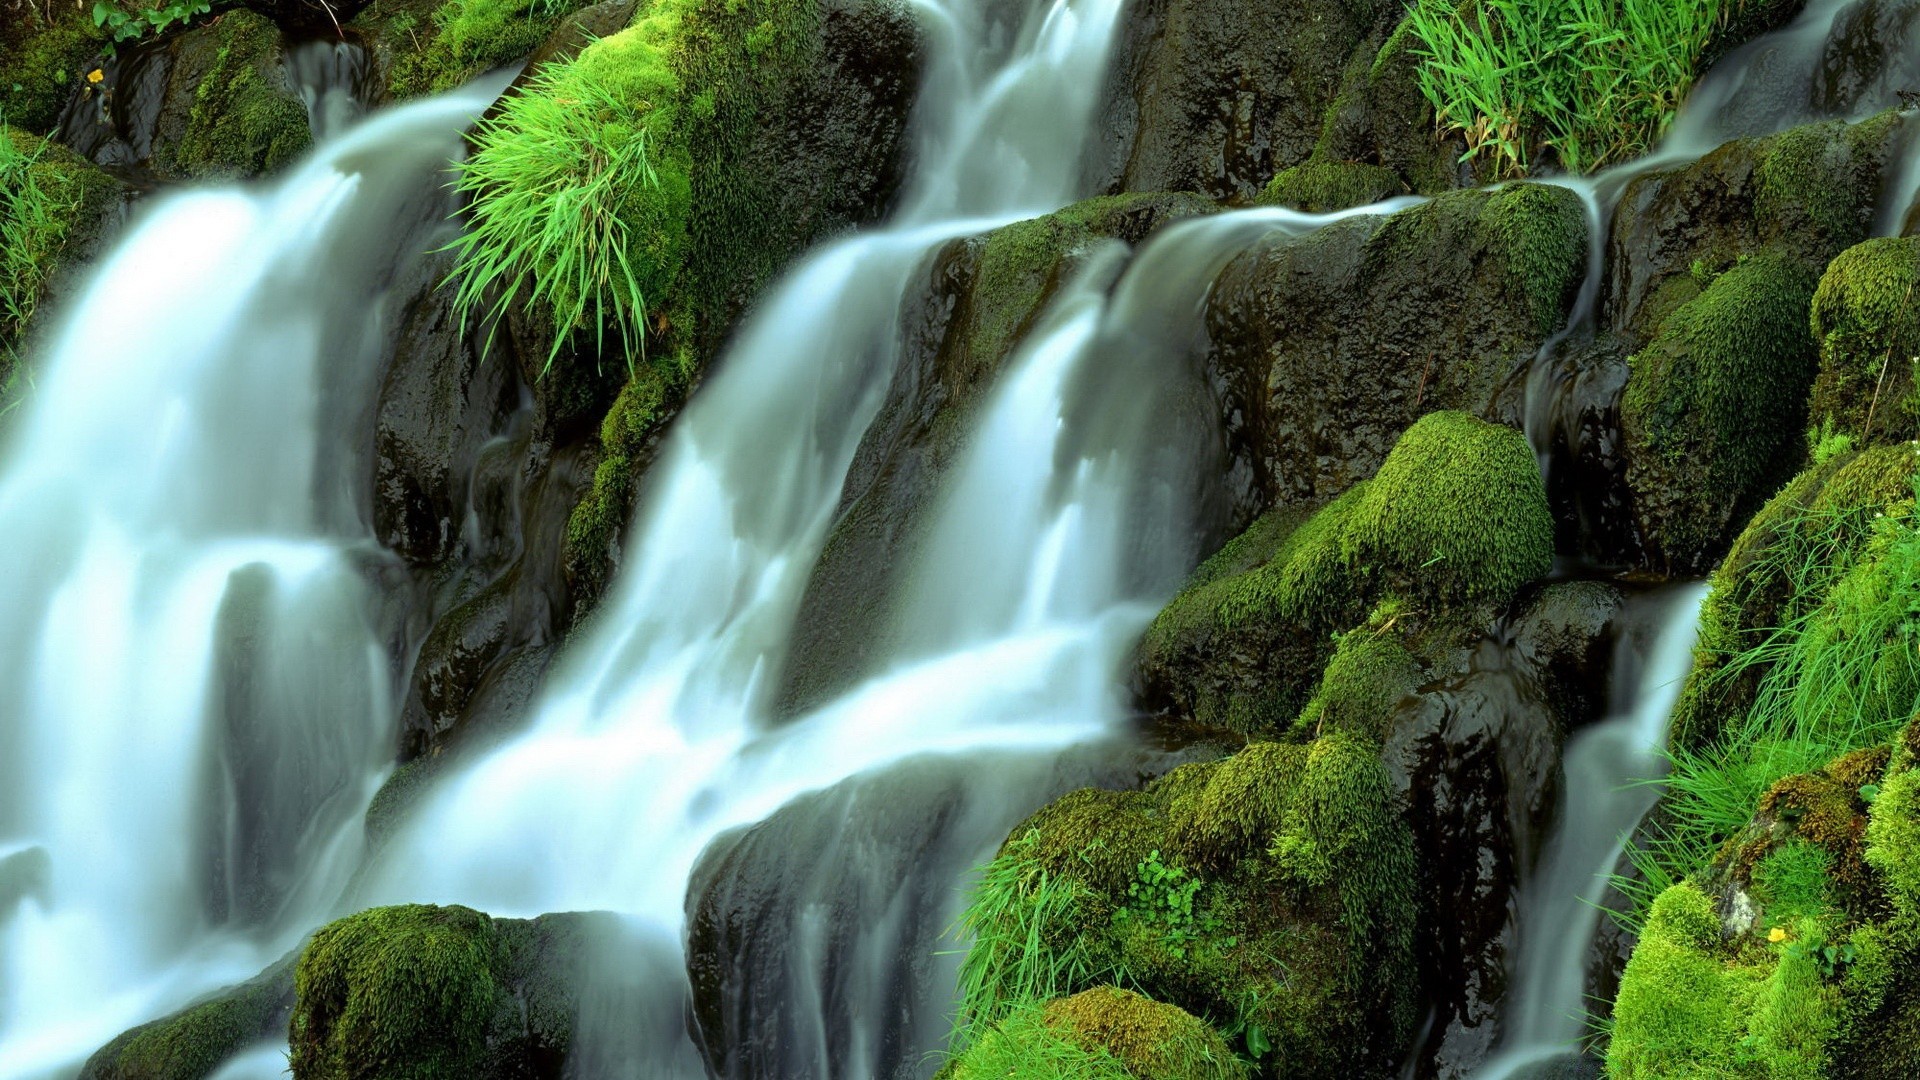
1605 113 1904 338
245 0 376 33
776 191 1215 716
1815 0 1920 117
58 11 313 181
1089 0 1394 201
0 8 109 136
349 0 600 102
80 949 297 1080
1206 183 1586 517
1524 335 1637 565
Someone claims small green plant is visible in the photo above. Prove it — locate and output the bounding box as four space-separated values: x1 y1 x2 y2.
93 0 211 48
1406 0 1729 177
1111 849 1228 960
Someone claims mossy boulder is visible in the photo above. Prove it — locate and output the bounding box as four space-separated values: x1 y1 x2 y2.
1 126 128 381
955 729 1419 1077
348 0 607 102
1206 183 1586 511
1089 0 1396 201
1258 158 1403 214
289 904 641 1079
80 950 297 1080
1668 441 1919 750
776 191 1216 715
1620 251 1823 574
1138 411 1551 735
1807 237 1920 447
1610 732 1920 1079
939 989 1246 1080
1606 113 1903 338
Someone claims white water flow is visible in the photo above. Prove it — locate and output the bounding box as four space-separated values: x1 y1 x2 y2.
361 0 1127 1034
0 80 509 1078
1476 585 1710 1080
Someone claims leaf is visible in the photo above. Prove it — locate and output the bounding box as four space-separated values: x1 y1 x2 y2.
92 1 112 27
1247 1025 1272 1057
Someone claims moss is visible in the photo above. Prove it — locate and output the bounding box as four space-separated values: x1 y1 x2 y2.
1166 741 1307 868
0 8 108 136
1 125 122 374
1755 113 1903 259
363 0 598 101
1867 767 1920 916
1622 250 1823 572
561 360 678 604
1257 159 1402 214
1288 620 1423 742
290 904 508 1080
160 11 312 180
1483 181 1589 337
81 951 296 1080
1808 237 1920 446
938 997 1134 1080
1342 410 1553 608
1039 987 1247 1080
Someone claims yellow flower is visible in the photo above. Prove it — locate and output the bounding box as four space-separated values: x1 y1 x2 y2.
86 69 104 85
1768 926 1788 943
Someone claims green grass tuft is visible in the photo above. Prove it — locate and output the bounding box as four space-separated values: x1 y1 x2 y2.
1405 0 1730 177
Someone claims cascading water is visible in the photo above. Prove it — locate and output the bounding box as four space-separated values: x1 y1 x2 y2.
1475 585 1708 1080
0 76 508 1079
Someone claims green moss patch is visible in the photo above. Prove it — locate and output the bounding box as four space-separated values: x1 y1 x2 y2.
159 11 312 180
1258 159 1402 215
0 7 109 136
1 125 123 378
81 950 297 1080
1621 250 1822 572
1808 237 1920 447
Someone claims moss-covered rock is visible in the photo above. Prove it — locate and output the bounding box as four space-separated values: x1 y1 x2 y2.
954 728 1419 1077
1607 113 1902 338
289 904 630 1079
940 988 1247 1080
1259 158 1403 214
350 0 604 102
1807 237 1920 447
1668 440 1919 751
1206 183 1586 510
1620 251 1823 573
81 951 297 1080
0 125 127 381
1138 412 1550 735
0 6 109 136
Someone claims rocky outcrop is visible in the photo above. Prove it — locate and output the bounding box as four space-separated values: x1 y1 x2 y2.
80 949 297 1080
1205 183 1587 518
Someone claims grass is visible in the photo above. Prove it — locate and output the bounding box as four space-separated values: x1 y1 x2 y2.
445 16 692 375
1618 458 1920 927
1 125 69 347
947 831 1128 1046
1405 0 1729 176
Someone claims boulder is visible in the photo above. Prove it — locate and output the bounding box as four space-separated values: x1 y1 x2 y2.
1206 184 1587 513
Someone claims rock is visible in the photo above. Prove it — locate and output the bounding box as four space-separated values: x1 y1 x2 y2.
942 988 1246 1080
1814 0 1920 117
1206 184 1587 513
288 904 695 1079
1137 411 1554 736
80 949 297 1080
349 0 605 102
1256 17 1466 212
1524 334 1638 564
1619 251 1823 574
1669 442 1919 750
244 0 376 33
1089 0 1394 201
57 10 313 181
1605 113 1904 339
1807 236 1920 446
775 191 1217 716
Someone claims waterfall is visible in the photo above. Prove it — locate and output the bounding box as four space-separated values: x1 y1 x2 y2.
1475 585 1708 1079
0 76 509 1079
